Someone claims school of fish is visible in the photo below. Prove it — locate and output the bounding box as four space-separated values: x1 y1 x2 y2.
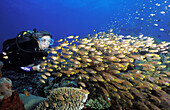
106 0 169 38
39 30 170 109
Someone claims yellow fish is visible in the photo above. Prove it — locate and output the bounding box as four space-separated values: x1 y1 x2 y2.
74 35 79 39
57 39 63 42
44 101 49 107
40 79 45 83
61 42 69 47
50 50 57 54
67 35 74 39
41 74 47 79
23 89 30 96
3 56 8 59
45 72 51 76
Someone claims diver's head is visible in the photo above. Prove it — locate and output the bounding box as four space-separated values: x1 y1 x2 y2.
32 31 54 51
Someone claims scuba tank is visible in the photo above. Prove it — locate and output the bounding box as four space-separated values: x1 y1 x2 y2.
2 28 47 54
3 29 36 53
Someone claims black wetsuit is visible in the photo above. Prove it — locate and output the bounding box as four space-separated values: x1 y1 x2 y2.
1 39 48 72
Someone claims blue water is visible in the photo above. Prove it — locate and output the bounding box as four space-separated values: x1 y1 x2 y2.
0 0 169 52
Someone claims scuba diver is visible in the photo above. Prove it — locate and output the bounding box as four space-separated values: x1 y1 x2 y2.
0 29 54 72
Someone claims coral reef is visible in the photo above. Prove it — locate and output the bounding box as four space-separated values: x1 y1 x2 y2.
1 69 40 96
39 32 170 109
35 87 89 110
0 77 13 101
37 76 79 97
85 97 111 109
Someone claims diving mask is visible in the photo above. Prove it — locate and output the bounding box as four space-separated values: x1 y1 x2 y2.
39 38 54 45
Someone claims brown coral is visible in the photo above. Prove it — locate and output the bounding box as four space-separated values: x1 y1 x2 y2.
0 91 25 110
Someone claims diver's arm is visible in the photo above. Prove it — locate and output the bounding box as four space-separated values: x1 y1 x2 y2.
20 65 40 72
32 65 41 71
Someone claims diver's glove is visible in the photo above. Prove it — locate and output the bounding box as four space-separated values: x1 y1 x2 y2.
20 66 33 72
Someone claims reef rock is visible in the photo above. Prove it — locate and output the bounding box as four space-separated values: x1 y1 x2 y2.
0 77 25 110
19 94 45 110
0 91 25 110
